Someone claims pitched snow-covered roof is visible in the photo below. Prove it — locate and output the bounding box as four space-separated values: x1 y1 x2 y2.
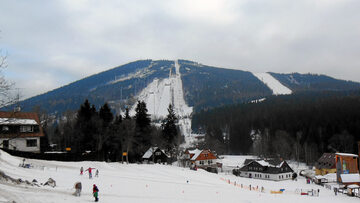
0 118 37 125
340 174 360 183
142 147 170 159
336 153 358 157
257 160 271 167
348 184 360 189
190 149 202 161
142 147 158 159
315 175 326 180
253 160 284 168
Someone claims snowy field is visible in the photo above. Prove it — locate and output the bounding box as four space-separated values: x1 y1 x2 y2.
0 150 358 203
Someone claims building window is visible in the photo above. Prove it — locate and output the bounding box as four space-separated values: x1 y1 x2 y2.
155 151 161 156
26 139 37 147
20 126 34 133
208 160 212 164
200 161 204 165
2 126 9 131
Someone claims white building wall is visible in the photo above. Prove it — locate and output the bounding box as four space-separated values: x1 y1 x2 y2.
0 137 40 153
239 171 293 181
195 159 216 166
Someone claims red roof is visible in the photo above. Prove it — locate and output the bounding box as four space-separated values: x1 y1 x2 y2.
185 149 217 161
0 111 44 138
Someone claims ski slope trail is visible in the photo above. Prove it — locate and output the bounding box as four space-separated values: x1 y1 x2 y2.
253 73 292 95
130 60 194 144
0 150 356 203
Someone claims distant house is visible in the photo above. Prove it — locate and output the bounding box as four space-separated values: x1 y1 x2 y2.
238 159 294 181
0 111 44 153
183 149 217 169
315 153 336 175
142 147 170 164
335 153 360 185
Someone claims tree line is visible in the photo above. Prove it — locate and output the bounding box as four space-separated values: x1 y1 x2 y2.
46 99 181 162
192 90 360 164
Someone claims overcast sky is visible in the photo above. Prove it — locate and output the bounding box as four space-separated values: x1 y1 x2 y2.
1 0 359 99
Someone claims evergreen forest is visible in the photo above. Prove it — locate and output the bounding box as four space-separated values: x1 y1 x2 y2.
192 90 360 164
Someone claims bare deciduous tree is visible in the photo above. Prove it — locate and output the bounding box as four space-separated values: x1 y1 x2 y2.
0 51 14 107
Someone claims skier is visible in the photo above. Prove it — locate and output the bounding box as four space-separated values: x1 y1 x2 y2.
85 167 95 179
93 184 99 202
74 182 82 196
95 169 99 178
80 167 83 175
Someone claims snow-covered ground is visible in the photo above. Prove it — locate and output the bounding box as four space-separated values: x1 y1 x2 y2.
0 150 358 203
129 60 195 147
253 73 292 95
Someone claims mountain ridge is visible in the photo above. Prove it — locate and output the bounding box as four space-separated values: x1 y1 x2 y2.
4 59 360 115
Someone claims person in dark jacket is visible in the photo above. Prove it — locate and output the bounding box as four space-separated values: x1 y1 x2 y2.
93 184 99 202
74 182 82 196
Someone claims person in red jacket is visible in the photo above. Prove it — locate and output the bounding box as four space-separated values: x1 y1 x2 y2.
85 167 95 179
93 184 99 202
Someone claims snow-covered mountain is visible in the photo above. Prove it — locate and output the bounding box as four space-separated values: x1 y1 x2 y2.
6 59 360 119
129 60 193 140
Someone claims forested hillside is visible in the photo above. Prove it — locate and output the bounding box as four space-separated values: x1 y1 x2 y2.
3 59 360 117
179 60 272 111
5 60 173 114
269 72 360 92
192 90 360 164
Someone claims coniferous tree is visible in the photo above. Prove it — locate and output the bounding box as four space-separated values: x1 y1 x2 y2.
99 103 114 128
135 101 150 129
75 99 99 152
124 107 131 119
133 101 151 161
161 104 179 151
97 103 114 159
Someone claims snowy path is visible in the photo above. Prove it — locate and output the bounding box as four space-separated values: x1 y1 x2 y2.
0 150 358 203
253 73 292 95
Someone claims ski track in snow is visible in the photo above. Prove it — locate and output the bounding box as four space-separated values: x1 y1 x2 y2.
0 150 357 203
253 73 292 95
129 60 194 147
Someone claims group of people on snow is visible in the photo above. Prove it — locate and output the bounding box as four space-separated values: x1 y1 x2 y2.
75 167 100 201
80 166 99 179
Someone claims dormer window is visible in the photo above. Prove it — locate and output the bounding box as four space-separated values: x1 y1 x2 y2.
20 126 34 132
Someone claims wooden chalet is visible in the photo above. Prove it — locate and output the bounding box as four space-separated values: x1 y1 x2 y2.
142 147 170 164
183 149 217 169
238 159 294 181
315 153 336 175
0 111 44 153
335 153 360 185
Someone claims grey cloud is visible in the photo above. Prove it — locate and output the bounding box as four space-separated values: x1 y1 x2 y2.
1 0 360 99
